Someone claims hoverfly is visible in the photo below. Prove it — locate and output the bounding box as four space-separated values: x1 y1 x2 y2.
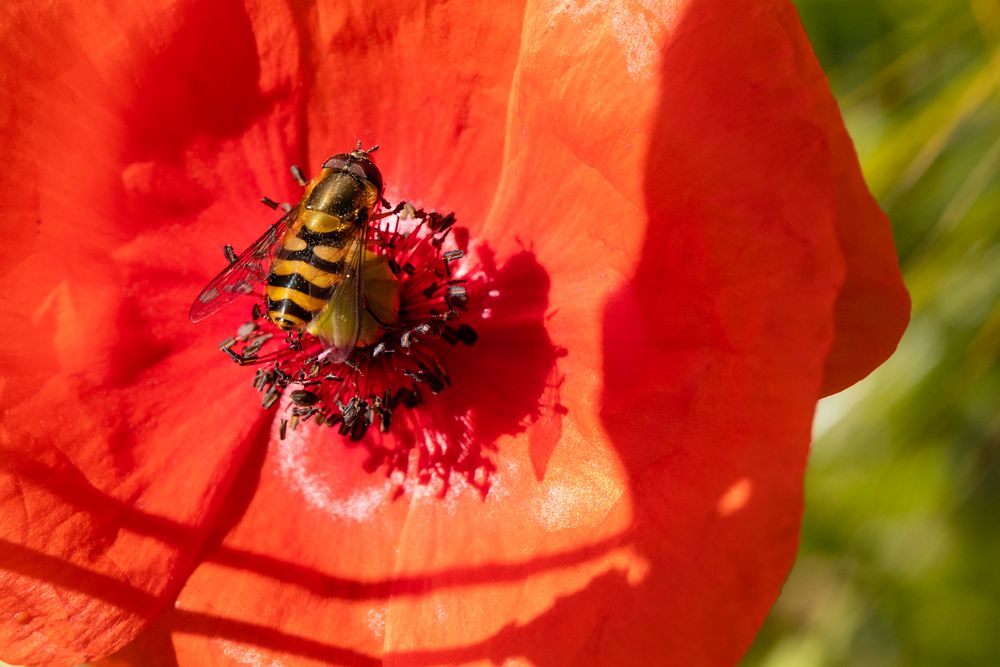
189 144 385 364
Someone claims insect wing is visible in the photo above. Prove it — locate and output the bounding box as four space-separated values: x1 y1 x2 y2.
188 213 291 323
307 224 367 364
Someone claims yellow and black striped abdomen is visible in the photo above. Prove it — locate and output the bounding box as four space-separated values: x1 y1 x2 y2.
266 220 355 331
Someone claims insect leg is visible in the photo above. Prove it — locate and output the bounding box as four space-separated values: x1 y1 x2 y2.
263 196 290 212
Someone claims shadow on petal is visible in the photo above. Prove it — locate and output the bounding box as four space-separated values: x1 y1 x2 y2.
4 458 631 601
343 245 567 494
122 0 277 163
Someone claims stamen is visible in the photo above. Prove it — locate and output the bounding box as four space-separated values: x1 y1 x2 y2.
217 201 489 491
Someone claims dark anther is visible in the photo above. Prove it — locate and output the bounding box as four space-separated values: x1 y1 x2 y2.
338 397 361 426
432 229 452 249
223 245 238 264
426 212 455 232
291 165 307 187
291 389 319 406
261 196 279 210
403 263 416 275
243 334 272 357
408 387 424 407
457 324 478 345
218 336 237 351
262 386 280 409
252 303 263 320
442 249 464 277
253 368 277 391
350 417 369 441
423 282 440 298
391 387 418 409
237 321 257 340
279 419 288 440
426 372 445 394
388 258 401 275
402 367 445 395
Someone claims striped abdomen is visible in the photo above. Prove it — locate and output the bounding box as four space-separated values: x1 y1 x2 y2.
266 218 356 331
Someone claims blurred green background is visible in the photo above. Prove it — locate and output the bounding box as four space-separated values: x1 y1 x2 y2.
744 1 1000 666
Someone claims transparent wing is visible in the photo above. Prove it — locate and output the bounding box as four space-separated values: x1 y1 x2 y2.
307 219 368 364
188 212 292 323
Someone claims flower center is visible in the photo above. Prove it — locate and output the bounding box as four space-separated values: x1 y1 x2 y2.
220 204 480 468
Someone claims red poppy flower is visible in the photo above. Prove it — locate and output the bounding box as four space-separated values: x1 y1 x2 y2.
0 0 908 665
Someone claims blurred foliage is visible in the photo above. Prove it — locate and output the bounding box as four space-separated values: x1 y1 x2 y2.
744 1 1000 666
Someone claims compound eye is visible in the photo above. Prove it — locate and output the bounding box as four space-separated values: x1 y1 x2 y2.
322 154 353 171
322 154 384 197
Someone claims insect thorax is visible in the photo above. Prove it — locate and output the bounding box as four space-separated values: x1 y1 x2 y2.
303 169 379 223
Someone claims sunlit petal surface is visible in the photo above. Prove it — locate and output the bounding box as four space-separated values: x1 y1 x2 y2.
0 0 907 665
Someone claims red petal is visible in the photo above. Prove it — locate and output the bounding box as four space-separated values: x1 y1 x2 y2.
0 0 303 663
283 1 526 232
819 146 910 395
152 1 906 666
2 0 908 663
